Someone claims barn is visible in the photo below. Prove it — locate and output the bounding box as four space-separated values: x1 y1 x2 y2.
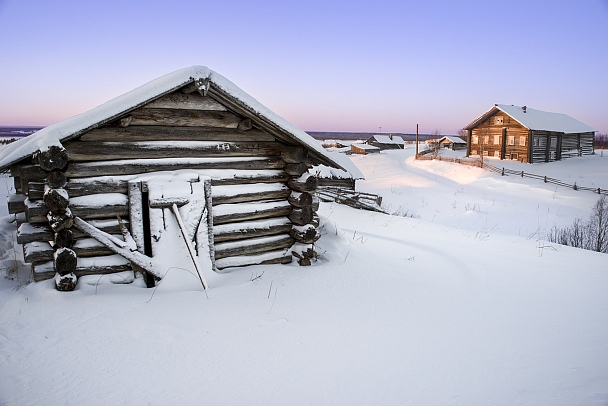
0 66 350 291
366 134 405 150
465 104 595 163
437 136 467 151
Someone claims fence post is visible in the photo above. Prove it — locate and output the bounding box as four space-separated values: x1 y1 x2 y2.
544 176 547 183
521 171 524 178
573 183 577 191
501 168 505 176
599 188 602 194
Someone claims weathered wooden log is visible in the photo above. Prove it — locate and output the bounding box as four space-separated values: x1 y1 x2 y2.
63 157 286 178
213 188 290 206
33 255 131 282
214 250 293 270
281 146 307 164
213 202 292 225
54 229 74 248
237 118 253 131
289 225 320 244
64 140 283 161
47 209 74 232
287 173 318 193
292 246 318 266
118 116 133 127
288 207 314 226
28 199 128 224
145 91 227 111
43 188 70 212
8 194 26 214
284 162 308 176
287 191 313 208
81 126 274 142
54 247 77 276
55 272 77 291
36 145 69 172
18 219 128 244
214 235 294 260
47 170 68 188
128 108 242 128
312 195 320 212
213 219 292 243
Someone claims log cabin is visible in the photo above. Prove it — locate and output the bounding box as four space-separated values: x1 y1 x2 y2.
366 134 405 150
465 104 595 163
0 66 350 291
437 136 467 151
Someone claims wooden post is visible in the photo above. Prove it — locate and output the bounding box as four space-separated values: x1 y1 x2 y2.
415 124 419 159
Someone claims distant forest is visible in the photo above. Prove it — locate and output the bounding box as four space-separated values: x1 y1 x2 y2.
307 131 438 142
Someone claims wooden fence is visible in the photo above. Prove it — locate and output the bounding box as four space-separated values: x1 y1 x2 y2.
316 187 386 213
417 155 608 195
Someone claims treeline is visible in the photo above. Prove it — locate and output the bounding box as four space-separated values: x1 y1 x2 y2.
0 138 18 145
596 133 608 149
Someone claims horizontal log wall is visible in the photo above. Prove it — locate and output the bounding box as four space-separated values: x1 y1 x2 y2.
470 112 530 161
17 88 303 279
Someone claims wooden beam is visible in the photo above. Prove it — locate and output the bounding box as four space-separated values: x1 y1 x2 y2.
214 250 292 270
128 108 242 128
213 201 292 225
80 126 275 142
26 198 129 224
214 235 294 260
213 218 292 243
144 92 228 111
212 188 290 206
32 255 132 282
8 194 26 214
63 157 286 178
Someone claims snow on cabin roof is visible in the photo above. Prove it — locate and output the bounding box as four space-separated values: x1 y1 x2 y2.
369 135 405 145
0 66 345 171
465 104 595 134
312 151 365 180
439 136 466 144
353 143 380 150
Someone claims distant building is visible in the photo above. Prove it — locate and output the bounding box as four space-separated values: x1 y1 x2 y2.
351 143 381 155
437 136 467 150
465 104 595 163
366 134 405 150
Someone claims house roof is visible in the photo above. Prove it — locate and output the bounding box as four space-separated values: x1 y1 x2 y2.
369 135 405 145
465 104 595 134
0 66 345 171
439 136 466 144
353 143 380 150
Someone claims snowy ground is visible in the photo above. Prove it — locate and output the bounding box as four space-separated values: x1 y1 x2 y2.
1 147 608 405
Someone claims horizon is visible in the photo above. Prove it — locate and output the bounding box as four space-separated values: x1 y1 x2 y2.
1 1 607 134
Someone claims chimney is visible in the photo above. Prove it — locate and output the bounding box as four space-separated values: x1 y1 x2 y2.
522 106 527 113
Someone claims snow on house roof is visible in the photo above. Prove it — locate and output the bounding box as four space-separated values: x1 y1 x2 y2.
0 66 344 171
439 136 466 144
353 143 381 150
465 104 595 134
369 135 405 145
312 152 365 180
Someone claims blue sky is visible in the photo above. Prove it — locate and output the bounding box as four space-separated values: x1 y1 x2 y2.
1 0 606 134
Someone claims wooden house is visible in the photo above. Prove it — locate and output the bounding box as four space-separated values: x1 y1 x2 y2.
366 134 405 150
437 136 467 151
465 104 595 163
351 143 380 155
0 66 348 290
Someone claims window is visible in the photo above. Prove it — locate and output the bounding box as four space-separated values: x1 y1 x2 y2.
471 149 478 155
494 116 504 125
507 136 515 146
494 151 501 157
472 135 478 144
519 136 527 146
483 136 489 145
494 135 500 145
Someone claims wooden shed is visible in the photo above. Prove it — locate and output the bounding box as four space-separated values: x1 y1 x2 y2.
366 134 405 150
351 144 380 155
0 66 348 290
465 104 595 163
438 136 467 151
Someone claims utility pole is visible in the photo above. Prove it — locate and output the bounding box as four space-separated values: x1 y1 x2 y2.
379 126 382 134
415 124 419 159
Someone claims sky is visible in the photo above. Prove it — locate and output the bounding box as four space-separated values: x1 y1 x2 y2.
0 0 607 134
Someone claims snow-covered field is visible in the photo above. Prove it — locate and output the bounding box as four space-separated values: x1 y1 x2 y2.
1 147 608 405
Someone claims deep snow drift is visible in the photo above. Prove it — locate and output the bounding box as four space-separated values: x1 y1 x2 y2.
1 148 607 405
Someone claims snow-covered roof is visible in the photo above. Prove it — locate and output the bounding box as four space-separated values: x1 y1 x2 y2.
352 143 380 150
369 135 404 145
0 66 345 171
465 104 595 134
312 152 365 180
439 136 466 144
